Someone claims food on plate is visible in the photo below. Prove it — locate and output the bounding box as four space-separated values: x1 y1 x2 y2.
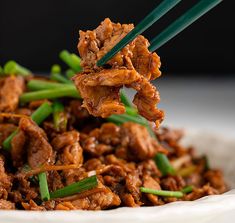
0 18 227 210
0 75 227 210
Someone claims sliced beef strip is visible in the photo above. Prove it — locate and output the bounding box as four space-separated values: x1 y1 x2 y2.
185 184 219 201
0 76 25 112
0 199 15 210
73 18 163 125
120 193 139 207
161 175 185 191
18 118 53 169
11 130 26 167
52 130 84 185
204 170 227 193
0 155 12 192
14 175 38 201
125 170 142 204
78 18 134 70
81 123 120 156
120 122 160 161
73 73 125 118
51 131 79 151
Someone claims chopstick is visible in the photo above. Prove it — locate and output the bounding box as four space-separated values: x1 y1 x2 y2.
96 0 181 66
149 0 222 51
97 0 222 66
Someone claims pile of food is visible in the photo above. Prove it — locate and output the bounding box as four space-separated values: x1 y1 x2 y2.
0 19 226 211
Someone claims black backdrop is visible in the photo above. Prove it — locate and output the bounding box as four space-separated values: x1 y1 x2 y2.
0 0 234 75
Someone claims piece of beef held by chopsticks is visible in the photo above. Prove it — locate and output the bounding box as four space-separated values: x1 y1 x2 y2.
73 18 164 127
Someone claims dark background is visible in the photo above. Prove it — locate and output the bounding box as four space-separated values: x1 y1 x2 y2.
0 0 234 75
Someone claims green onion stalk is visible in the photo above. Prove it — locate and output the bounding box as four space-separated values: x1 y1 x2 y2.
50 175 98 199
140 187 183 198
53 101 67 132
50 64 72 84
38 172 50 201
65 69 76 79
51 64 61 74
181 185 193 194
59 50 82 73
154 153 175 176
3 60 31 76
20 86 80 103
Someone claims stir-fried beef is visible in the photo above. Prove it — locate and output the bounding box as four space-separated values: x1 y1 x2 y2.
21 118 53 168
0 199 15 210
0 76 25 112
0 156 12 196
0 18 228 210
73 18 164 126
0 107 227 210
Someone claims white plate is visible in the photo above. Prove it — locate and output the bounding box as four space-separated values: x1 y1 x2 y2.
1 130 235 223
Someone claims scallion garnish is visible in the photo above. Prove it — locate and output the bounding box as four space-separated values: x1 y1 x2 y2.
20 86 80 103
38 172 50 201
50 73 72 84
59 50 82 73
140 187 183 198
154 153 175 176
51 64 62 74
65 69 76 79
3 60 31 76
53 101 67 132
50 175 98 199
181 185 193 194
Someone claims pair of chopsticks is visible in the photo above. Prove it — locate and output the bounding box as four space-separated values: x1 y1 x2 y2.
97 0 222 66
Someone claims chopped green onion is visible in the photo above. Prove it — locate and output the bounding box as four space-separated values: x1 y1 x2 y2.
50 64 72 84
154 153 175 176
50 73 72 84
30 102 53 124
38 172 50 201
65 69 76 79
27 80 67 91
3 102 53 151
140 187 183 198
53 101 67 132
181 185 193 194
59 50 82 73
51 64 61 74
125 106 138 116
20 86 80 103
2 131 18 151
3 60 31 76
107 113 148 126
120 89 132 107
50 175 98 199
